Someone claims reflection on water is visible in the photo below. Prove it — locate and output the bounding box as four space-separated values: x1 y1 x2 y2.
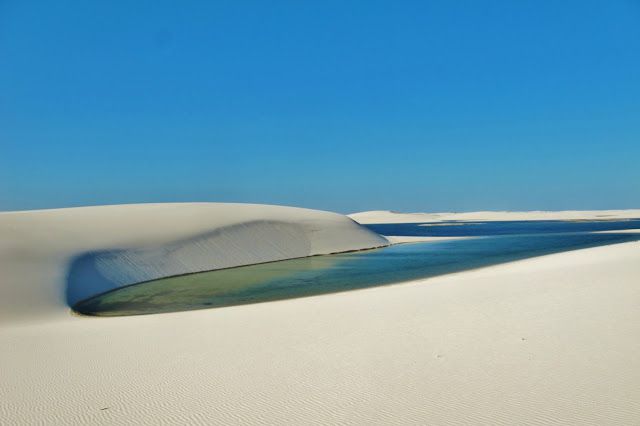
74 229 640 316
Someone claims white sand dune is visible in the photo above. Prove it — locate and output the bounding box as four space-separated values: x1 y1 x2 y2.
2 204 640 425
0 203 387 324
349 209 640 224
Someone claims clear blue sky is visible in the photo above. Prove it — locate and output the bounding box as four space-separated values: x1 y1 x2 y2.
1 1 639 213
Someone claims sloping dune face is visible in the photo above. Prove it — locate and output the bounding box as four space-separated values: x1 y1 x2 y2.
0 203 388 323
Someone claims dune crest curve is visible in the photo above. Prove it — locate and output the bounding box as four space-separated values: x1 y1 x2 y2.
0 203 388 323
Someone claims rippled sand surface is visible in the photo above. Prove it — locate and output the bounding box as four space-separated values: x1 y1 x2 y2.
2 241 640 425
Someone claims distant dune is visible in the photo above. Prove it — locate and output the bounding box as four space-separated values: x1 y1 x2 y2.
349 209 640 224
0 203 387 324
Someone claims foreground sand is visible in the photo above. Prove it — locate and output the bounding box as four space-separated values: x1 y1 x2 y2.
349 209 640 224
2 239 639 424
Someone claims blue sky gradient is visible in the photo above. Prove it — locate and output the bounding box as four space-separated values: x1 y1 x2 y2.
1 1 639 213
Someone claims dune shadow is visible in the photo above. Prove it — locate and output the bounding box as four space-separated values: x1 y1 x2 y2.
66 250 124 307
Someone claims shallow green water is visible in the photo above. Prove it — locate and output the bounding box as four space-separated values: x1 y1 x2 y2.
73 229 640 316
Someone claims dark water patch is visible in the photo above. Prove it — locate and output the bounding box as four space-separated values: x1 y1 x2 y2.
365 219 640 237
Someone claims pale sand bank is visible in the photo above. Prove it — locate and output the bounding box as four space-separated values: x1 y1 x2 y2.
1 237 639 424
349 209 640 224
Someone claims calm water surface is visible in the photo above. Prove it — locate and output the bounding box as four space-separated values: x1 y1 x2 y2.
74 220 640 316
365 218 640 236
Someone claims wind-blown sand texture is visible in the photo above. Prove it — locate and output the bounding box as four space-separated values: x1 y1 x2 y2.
1 205 639 425
349 209 640 224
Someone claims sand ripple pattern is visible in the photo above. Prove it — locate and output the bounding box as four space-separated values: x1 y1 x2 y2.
1 242 640 425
